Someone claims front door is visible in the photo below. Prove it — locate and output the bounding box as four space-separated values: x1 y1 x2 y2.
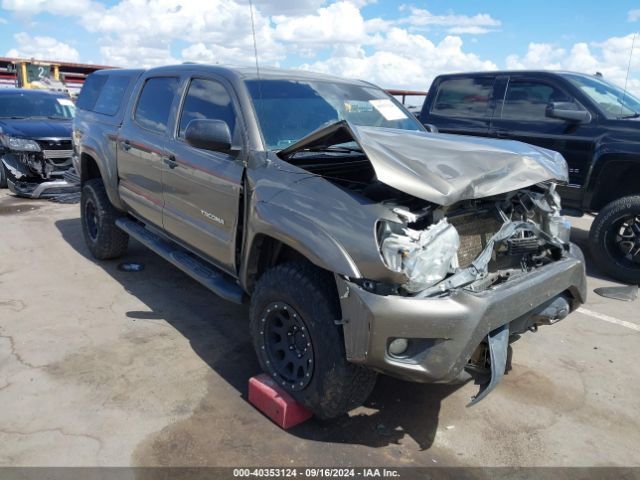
489 75 597 208
162 76 245 274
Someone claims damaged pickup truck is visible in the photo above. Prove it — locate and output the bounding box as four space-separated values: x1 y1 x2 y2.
0 89 77 197
74 65 586 419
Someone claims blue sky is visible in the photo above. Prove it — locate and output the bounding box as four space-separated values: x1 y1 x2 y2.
1 0 639 92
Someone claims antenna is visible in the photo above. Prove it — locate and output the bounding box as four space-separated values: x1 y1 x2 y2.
248 0 261 81
620 32 637 117
248 0 266 158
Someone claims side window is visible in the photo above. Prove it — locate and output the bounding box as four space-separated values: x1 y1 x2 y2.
501 80 578 120
134 77 179 134
432 77 495 118
93 75 131 116
178 78 236 138
76 74 107 111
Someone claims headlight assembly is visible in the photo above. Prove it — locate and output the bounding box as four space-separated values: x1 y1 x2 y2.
0 135 41 152
379 218 460 292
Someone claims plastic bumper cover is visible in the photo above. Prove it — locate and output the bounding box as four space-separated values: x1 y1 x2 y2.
336 244 587 383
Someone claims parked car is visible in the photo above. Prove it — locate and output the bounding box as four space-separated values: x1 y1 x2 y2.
73 65 586 418
0 88 77 197
419 71 640 284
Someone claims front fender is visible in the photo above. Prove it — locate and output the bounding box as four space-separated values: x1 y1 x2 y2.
241 201 362 289
584 144 640 209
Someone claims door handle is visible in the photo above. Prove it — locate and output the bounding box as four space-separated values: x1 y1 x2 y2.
120 140 131 151
493 129 510 139
163 154 178 169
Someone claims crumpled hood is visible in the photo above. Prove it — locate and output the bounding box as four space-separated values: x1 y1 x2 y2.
0 118 72 139
279 121 568 206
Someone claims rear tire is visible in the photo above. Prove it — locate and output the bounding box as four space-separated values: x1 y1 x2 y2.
250 262 377 419
589 195 640 285
81 178 129 260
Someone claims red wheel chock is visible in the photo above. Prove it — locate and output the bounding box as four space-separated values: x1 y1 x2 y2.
248 374 313 429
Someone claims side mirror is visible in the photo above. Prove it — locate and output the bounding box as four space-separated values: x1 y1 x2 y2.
546 102 592 123
423 123 439 133
185 119 232 152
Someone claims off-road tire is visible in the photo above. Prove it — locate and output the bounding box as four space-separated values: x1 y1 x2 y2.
0 163 7 188
589 195 640 284
81 178 129 260
250 262 377 419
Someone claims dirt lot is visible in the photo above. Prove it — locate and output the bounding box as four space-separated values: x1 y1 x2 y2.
1 189 639 467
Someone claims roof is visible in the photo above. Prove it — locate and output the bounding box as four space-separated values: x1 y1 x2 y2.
90 68 145 76
434 69 597 79
143 64 371 85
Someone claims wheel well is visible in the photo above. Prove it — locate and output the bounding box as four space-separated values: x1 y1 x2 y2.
245 235 308 292
591 162 640 210
80 153 101 183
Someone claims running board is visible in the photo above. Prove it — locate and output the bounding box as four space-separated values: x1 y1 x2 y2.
115 218 245 304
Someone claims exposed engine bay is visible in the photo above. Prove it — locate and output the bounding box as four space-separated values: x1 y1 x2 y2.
286 150 571 298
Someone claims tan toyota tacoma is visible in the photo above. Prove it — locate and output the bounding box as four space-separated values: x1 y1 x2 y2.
73 64 587 418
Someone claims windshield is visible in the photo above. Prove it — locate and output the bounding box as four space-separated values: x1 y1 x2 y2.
0 93 75 119
562 73 640 118
246 79 423 150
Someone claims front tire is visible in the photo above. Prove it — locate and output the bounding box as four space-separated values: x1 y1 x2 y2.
0 162 8 189
81 178 129 260
589 195 640 284
250 262 377 419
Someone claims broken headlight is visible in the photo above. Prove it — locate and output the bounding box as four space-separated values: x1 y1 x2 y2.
379 218 460 292
542 183 571 244
0 135 41 152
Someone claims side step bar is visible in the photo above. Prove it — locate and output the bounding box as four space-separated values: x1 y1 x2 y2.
115 217 245 304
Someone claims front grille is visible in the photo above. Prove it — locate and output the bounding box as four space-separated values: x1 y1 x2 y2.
37 139 72 150
43 149 73 160
36 139 73 166
448 212 502 267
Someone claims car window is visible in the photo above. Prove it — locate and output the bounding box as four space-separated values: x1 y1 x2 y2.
76 74 107 111
134 77 179 134
178 78 236 138
93 75 131 116
432 77 495 118
501 79 578 120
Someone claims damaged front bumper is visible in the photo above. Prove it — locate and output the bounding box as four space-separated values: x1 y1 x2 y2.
336 244 586 390
2 153 78 198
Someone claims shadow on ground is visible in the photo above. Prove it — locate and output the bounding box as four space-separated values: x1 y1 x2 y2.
55 217 461 454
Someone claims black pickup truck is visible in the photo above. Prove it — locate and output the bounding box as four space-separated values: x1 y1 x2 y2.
420 71 640 284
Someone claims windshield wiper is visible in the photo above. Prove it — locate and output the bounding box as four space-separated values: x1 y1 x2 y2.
305 145 362 153
619 112 640 119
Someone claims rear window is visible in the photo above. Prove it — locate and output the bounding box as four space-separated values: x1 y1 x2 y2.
93 76 131 116
134 77 179 134
76 74 107 111
432 77 495 118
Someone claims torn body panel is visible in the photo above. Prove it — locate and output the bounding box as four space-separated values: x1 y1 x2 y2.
279 120 568 206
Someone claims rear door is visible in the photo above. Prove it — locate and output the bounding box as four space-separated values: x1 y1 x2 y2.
420 75 497 137
162 75 245 274
117 76 180 227
489 74 598 206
